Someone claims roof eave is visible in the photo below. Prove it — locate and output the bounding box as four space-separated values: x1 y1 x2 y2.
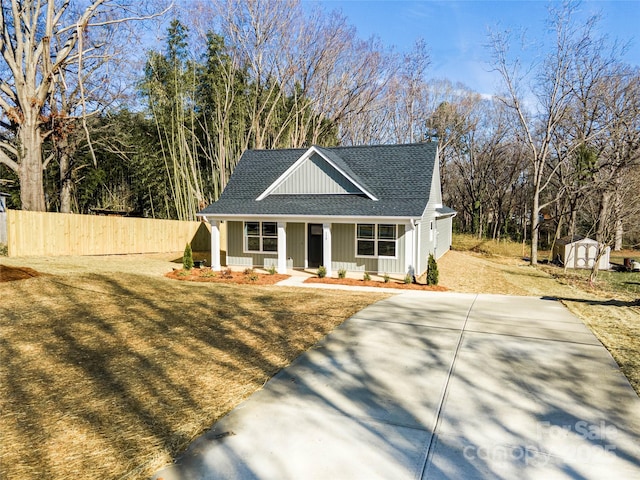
200 213 421 223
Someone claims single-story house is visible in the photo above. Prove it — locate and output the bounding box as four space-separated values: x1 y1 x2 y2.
553 235 610 270
199 143 456 276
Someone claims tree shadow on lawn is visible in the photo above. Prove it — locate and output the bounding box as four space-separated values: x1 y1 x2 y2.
545 295 640 308
0 272 380 479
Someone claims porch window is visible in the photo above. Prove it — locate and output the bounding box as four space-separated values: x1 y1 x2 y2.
356 224 397 257
245 221 278 253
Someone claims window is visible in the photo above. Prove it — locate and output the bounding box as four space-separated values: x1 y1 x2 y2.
245 222 278 253
356 224 397 257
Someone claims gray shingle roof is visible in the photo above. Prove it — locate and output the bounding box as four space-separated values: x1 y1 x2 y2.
200 142 438 218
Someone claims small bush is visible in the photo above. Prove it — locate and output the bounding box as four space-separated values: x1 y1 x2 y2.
267 265 277 275
243 267 254 275
404 274 413 284
247 273 259 282
383 273 390 283
183 243 194 270
0 243 7 256
427 254 439 285
338 268 347 279
317 265 327 278
177 270 189 277
363 272 371 281
221 267 233 278
201 269 216 278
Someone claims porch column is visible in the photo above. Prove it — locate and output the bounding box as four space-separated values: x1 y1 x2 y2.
405 221 415 276
210 219 221 271
277 222 287 274
323 223 332 277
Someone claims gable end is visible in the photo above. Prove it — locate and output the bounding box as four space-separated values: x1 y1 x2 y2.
257 146 377 201
271 153 363 195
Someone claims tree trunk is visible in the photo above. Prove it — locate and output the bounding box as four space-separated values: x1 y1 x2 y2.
59 137 73 213
596 190 612 244
590 190 613 284
60 152 73 213
530 188 540 265
613 187 624 251
18 121 46 211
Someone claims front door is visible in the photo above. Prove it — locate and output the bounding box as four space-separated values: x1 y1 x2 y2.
308 224 324 268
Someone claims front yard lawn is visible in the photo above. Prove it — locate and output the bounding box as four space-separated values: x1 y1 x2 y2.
0 266 386 480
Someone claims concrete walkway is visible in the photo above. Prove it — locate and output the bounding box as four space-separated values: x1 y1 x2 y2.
153 292 640 480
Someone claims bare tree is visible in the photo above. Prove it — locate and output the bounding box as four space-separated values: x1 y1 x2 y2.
490 2 606 264
386 38 431 143
0 0 169 211
424 80 481 200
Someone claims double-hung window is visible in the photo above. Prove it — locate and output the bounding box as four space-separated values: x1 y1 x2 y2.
245 222 278 253
356 224 397 257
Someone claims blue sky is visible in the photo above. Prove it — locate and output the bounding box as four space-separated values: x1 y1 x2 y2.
308 0 640 96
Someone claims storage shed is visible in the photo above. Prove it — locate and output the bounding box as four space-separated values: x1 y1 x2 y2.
553 235 610 270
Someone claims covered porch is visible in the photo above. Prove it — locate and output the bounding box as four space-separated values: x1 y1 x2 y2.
205 218 419 277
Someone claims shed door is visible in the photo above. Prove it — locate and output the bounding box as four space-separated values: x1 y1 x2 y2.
308 224 324 268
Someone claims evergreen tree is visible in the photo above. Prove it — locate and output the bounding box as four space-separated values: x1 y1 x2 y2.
427 254 439 286
183 243 194 270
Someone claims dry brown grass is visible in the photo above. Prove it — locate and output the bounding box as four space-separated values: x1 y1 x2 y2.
0 255 387 480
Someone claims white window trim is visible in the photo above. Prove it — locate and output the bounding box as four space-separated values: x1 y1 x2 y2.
244 221 278 254
355 223 398 259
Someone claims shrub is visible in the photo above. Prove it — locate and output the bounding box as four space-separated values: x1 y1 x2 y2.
221 267 233 278
267 265 277 275
317 265 327 278
201 269 216 278
427 254 439 285
404 274 413 284
247 273 259 282
183 243 194 270
363 272 371 281
243 267 254 275
338 268 347 279
383 273 390 283
0 243 7 256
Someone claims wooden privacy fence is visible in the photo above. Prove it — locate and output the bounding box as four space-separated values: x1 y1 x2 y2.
5 210 213 257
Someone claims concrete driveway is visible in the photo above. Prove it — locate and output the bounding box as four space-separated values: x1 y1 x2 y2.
153 292 640 479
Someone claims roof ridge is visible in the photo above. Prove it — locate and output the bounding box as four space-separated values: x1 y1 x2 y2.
245 141 437 153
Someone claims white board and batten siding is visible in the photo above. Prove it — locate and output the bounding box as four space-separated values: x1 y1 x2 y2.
271 153 361 195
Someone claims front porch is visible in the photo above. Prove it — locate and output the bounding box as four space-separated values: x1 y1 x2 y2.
207 219 417 276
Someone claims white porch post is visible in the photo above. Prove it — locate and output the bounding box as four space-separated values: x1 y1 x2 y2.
210 219 221 271
405 221 415 276
277 222 287 274
323 223 332 277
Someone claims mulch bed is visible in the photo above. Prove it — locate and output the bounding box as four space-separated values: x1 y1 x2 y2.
165 267 449 290
0 265 41 282
305 276 448 291
165 267 289 285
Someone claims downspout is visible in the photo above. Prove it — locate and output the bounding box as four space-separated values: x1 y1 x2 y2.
409 219 417 275
415 220 422 274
